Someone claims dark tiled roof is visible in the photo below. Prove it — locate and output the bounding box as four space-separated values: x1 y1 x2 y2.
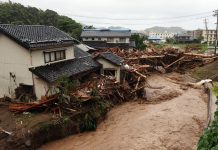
81 29 131 38
98 52 123 66
0 24 75 49
74 45 91 58
29 57 101 83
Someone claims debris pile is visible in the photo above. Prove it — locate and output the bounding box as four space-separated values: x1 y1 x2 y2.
97 47 217 73
9 95 58 113
9 73 146 113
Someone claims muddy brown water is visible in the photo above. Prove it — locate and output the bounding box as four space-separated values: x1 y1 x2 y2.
40 74 207 150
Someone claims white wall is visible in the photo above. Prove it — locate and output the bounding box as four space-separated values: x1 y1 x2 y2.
33 75 58 99
31 46 74 67
82 37 130 44
0 33 74 99
0 34 33 98
96 58 121 82
202 30 216 44
149 32 175 40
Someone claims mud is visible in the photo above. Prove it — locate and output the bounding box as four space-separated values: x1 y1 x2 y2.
40 73 207 150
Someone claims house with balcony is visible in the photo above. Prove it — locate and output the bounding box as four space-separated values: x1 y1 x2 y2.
81 29 132 49
0 24 123 100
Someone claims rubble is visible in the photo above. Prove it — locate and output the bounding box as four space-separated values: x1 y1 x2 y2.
95 47 217 73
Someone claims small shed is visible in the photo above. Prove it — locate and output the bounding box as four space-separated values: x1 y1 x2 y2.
95 52 123 82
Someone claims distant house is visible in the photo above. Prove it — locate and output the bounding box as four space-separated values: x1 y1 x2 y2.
81 29 132 49
202 29 217 45
148 31 175 42
148 37 166 44
174 33 193 43
0 24 123 99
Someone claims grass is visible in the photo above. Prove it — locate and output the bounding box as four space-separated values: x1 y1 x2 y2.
191 60 218 81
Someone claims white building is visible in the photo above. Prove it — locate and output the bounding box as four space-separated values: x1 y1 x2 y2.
202 30 217 45
148 31 175 43
0 24 123 100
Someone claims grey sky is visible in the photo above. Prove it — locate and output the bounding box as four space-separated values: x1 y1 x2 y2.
1 0 218 30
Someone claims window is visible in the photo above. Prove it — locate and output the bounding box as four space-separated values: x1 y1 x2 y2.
103 69 116 77
107 38 113 42
119 38 126 43
92 37 95 40
44 50 66 63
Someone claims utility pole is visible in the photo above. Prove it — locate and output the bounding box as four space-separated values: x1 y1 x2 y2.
204 18 209 45
213 10 218 55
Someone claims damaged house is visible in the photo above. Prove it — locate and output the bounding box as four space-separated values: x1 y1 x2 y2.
0 24 123 99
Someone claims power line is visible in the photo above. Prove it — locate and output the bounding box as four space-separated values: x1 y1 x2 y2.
77 15 213 26
66 11 212 21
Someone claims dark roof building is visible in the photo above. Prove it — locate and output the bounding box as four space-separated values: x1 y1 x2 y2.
96 52 124 66
74 46 91 58
174 33 193 43
81 29 132 49
81 29 131 38
0 24 76 49
29 57 101 83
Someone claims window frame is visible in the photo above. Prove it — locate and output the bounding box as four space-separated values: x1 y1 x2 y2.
103 69 116 77
44 50 66 63
119 37 126 43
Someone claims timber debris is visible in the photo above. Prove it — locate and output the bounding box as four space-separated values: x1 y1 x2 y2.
95 47 216 73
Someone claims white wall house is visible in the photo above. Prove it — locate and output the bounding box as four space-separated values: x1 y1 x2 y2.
0 25 123 100
0 24 78 99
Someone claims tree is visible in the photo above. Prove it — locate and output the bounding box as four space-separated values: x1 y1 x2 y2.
0 1 82 39
130 34 147 50
83 25 95 29
166 38 176 44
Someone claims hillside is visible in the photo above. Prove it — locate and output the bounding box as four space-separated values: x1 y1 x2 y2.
0 1 82 39
145 26 186 34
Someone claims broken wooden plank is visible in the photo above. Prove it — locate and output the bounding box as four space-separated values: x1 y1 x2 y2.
184 53 214 58
165 57 185 69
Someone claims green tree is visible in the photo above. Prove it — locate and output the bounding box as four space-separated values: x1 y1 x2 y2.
0 1 82 39
130 34 147 50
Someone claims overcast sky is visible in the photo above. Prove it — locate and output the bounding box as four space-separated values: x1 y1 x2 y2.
1 0 218 30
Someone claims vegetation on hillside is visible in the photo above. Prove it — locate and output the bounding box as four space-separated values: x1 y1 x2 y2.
0 1 82 39
198 83 218 150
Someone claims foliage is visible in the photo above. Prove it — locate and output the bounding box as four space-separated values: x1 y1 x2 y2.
197 44 208 54
130 34 147 50
57 76 79 103
0 1 82 39
213 83 218 97
166 38 176 44
79 98 111 131
198 84 218 150
83 25 95 29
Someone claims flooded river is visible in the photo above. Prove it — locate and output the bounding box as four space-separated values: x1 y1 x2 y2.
40 74 207 150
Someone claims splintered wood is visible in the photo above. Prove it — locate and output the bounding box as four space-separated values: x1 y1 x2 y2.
96 47 217 73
